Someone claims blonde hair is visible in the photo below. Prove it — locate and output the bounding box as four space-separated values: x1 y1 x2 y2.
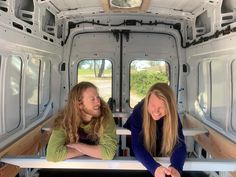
142 83 178 156
54 82 110 143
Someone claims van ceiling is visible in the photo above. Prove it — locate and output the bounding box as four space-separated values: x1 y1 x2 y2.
45 0 214 20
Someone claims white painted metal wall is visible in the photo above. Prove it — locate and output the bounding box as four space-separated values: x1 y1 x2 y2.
186 33 236 142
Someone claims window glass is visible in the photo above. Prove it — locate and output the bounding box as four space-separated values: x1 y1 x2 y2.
39 59 51 113
5 56 22 132
77 59 112 102
130 60 169 108
25 58 40 122
210 60 227 127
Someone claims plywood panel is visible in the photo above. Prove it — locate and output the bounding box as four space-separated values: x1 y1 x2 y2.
0 116 55 177
184 113 236 177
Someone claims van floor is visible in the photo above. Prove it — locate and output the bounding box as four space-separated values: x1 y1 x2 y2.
38 169 209 177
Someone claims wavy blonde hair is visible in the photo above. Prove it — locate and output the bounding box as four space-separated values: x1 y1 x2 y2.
142 83 178 156
54 82 110 143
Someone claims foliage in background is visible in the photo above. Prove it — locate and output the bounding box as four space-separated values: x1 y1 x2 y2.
78 69 111 76
78 59 112 78
130 70 168 97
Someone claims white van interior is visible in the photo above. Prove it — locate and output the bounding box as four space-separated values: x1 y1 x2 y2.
0 0 236 177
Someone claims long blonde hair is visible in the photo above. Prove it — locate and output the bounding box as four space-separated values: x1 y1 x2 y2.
54 82 110 143
142 83 178 156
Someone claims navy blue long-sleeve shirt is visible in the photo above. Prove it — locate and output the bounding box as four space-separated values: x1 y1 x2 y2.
124 101 187 176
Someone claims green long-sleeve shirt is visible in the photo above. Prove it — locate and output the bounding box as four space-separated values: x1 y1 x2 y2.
46 113 117 162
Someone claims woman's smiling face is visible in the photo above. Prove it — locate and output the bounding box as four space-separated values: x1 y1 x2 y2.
147 93 166 120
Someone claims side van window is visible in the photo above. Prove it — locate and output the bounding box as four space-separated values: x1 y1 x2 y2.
130 60 170 108
77 59 112 102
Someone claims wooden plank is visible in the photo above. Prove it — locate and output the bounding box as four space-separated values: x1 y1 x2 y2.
1 156 236 172
0 116 55 177
183 128 208 136
0 164 20 177
0 118 53 157
184 113 236 176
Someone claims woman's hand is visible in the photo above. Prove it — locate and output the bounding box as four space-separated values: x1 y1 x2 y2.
154 166 170 177
167 167 180 177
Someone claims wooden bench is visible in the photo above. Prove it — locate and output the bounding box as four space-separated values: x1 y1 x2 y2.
42 126 208 136
42 112 208 137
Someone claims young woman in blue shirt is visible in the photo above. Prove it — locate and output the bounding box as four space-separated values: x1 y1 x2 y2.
124 83 187 177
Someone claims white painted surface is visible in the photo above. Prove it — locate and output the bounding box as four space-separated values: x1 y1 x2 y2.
1 156 236 172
